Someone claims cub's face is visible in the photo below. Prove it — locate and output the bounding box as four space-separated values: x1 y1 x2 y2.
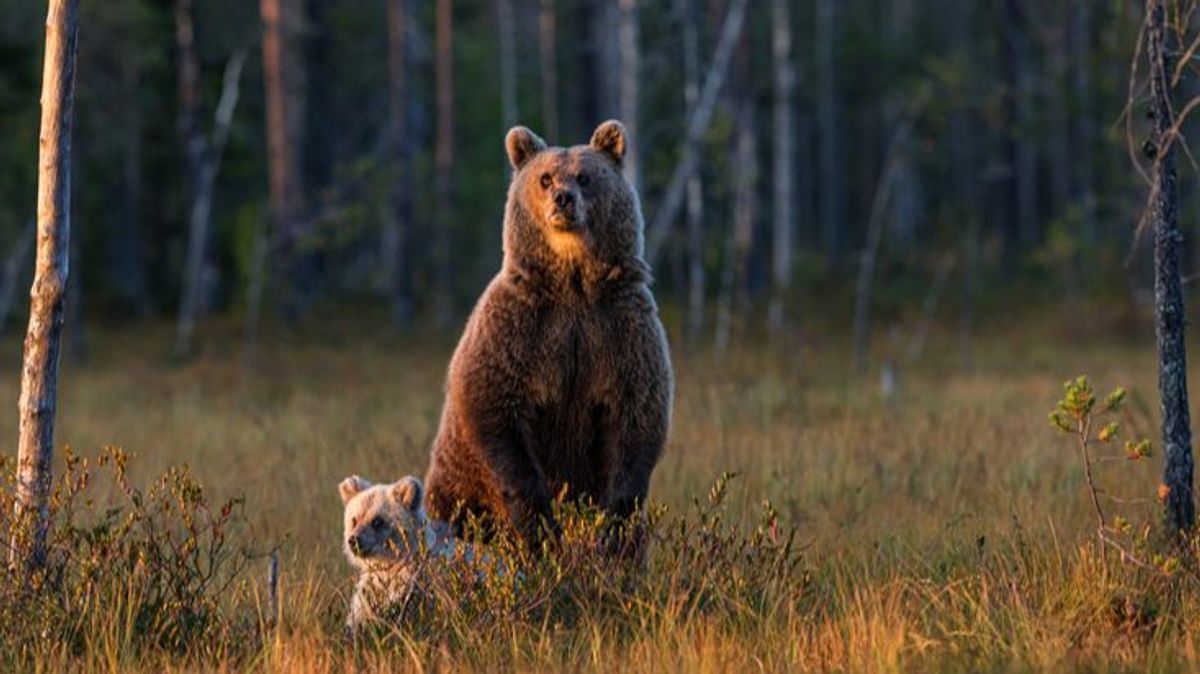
506 120 638 260
338 475 426 568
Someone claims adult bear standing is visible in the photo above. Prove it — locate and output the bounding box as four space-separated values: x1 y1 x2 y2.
424 121 673 549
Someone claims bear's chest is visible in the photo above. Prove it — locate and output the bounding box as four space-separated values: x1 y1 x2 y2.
525 307 618 408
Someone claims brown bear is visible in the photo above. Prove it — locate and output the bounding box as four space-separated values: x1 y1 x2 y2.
423 120 673 549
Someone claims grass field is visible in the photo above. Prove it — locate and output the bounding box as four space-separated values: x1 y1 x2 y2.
1 307 1199 672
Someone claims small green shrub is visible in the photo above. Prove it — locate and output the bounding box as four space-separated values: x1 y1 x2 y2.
1049 376 1174 574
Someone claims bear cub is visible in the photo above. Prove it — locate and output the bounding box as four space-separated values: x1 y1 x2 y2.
339 475 457 631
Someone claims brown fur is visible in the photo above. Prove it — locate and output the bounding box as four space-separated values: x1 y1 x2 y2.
424 120 673 546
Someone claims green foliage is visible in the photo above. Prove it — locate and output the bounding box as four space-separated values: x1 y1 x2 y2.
1048 376 1175 575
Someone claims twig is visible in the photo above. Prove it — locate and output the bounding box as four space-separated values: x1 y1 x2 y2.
267 551 280 628
1076 417 1108 532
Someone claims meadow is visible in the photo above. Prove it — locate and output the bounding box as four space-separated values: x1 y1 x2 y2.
1 305 1198 672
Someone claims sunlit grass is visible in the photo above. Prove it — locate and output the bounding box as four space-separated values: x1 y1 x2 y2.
0 307 1197 671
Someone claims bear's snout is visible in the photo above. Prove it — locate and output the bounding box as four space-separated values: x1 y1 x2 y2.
348 534 364 556
553 189 575 211
549 189 581 228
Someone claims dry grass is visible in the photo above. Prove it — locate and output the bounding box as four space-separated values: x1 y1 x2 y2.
0 310 1197 672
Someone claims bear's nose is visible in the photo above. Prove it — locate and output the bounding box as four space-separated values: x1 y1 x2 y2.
553 190 574 210
348 536 363 554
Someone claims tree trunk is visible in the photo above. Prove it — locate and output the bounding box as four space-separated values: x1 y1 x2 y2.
539 0 558 140
1147 0 1195 535
177 0 202 198
303 0 331 196
768 0 794 335
175 50 247 358
883 0 921 251
1002 0 1037 251
815 0 843 261
715 104 756 360
950 1 978 368
12 0 79 574
434 0 455 328
678 0 705 344
250 0 306 354
618 0 639 190
384 0 413 329
853 97 924 374
1073 0 1096 252
174 0 204 348
571 0 603 135
644 0 749 266
496 0 517 129
112 55 151 316
1047 21 1072 221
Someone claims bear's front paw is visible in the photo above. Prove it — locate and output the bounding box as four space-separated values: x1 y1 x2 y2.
507 497 560 552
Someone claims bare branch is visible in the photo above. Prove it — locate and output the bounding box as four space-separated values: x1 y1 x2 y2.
643 0 749 266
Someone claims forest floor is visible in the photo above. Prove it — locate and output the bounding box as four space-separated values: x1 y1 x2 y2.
1 307 1199 672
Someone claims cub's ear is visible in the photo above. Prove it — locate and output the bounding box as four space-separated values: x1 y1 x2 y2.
589 119 626 165
338 475 372 504
391 476 424 512
506 126 547 170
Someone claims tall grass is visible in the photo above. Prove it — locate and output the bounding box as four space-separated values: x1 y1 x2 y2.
0 311 1198 671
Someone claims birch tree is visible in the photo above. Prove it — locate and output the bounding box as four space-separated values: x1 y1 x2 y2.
618 0 639 190
11 0 80 573
644 0 749 266
715 105 756 360
175 0 247 357
678 0 705 343
882 0 921 250
815 0 842 259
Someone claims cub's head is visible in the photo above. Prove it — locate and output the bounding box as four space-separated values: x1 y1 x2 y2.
338 475 427 568
504 120 644 267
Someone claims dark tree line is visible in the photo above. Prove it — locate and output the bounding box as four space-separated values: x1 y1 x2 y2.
0 0 1174 351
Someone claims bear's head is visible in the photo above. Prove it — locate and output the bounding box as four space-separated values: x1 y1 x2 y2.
339 475 428 568
503 120 646 279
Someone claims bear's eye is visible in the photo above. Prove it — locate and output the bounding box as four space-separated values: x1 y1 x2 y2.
539 173 552 190
350 517 358 527
370 516 386 530
577 173 590 187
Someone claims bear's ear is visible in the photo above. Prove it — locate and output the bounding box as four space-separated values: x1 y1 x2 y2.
506 126 547 170
338 475 371 504
589 120 626 165
391 476 424 512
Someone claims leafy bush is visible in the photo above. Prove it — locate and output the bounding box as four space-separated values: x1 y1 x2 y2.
0 447 258 660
